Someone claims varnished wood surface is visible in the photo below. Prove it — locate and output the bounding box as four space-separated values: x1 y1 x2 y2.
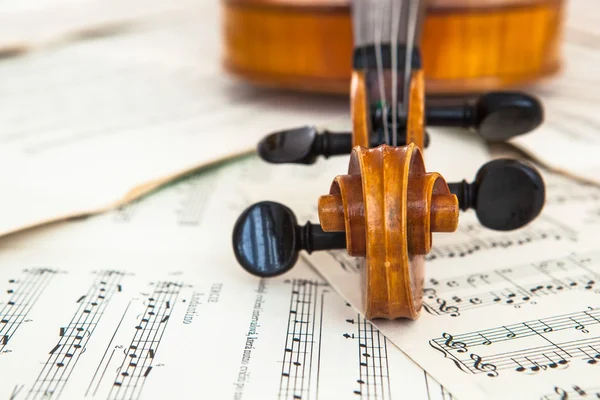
406 70 425 150
318 144 459 320
222 0 565 94
350 71 370 148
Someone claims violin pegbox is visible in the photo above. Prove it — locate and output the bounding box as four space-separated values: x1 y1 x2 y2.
317 143 459 320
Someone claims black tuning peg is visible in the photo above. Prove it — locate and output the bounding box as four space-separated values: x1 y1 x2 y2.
257 126 352 165
257 125 430 165
426 91 543 141
448 159 545 231
232 201 347 277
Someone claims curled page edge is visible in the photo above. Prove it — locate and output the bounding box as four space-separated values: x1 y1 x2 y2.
0 147 255 240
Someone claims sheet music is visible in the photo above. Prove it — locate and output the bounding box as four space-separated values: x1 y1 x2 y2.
0 7 347 238
509 0 600 185
292 163 600 399
0 155 453 400
186 114 600 399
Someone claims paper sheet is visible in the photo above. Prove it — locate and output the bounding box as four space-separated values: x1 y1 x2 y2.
0 250 455 400
253 152 600 398
0 7 348 238
0 0 202 53
168 114 600 399
509 0 600 185
0 157 453 400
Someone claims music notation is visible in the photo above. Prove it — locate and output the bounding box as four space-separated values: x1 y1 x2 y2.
279 279 327 400
175 175 214 226
343 307 392 400
422 251 600 317
327 250 361 275
425 215 577 262
322 219 577 269
107 281 183 399
541 384 600 399
0 268 56 353
85 280 189 400
429 307 600 378
542 169 600 206
26 270 125 400
111 173 216 227
273 276 445 400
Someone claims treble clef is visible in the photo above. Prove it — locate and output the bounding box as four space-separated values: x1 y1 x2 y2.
437 298 460 317
552 386 568 400
470 353 499 377
442 333 468 353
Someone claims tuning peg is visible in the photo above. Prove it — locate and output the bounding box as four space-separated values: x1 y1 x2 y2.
257 125 430 165
257 126 352 164
232 201 347 277
448 159 545 231
426 91 543 141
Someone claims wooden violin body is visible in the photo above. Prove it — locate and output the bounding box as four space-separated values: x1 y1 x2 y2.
222 0 565 95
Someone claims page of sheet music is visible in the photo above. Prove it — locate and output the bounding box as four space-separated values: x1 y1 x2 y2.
240 152 600 398
0 5 347 237
0 156 453 400
188 114 600 399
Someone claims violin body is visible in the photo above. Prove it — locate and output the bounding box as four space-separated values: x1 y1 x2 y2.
222 0 565 95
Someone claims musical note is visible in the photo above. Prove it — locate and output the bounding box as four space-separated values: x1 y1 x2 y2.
571 317 590 333
504 326 517 338
578 346 600 364
543 352 569 370
479 334 492 346
526 356 548 373
539 321 554 333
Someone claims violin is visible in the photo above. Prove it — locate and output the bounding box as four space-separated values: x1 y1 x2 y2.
222 0 565 95
230 0 547 320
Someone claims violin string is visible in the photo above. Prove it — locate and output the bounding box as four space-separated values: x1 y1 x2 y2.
403 0 419 125
390 0 401 147
374 0 390 145
356 0 367 86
